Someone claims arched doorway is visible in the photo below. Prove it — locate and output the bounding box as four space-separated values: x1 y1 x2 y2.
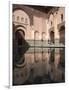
15 29 25 55
59 26 65 44
15 29 25 46
15 29 26 66
50 31 54 44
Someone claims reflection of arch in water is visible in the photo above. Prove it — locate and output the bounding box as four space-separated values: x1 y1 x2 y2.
16 55 26 68
59 25 65 44
42 52 47 62
50 31 54 43
13 62 30 85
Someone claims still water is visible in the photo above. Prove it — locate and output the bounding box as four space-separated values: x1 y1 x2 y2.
13 48 65 85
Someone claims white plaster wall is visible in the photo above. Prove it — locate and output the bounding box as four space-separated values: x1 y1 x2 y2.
42 17 47 40
45 19 50 41
33 11 46 40
33 16 42 40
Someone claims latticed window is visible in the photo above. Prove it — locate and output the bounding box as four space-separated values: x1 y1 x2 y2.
51 21 53 26
17 16 19 21
21 17 24 22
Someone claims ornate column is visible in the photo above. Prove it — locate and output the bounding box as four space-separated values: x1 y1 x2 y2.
53 12 60 44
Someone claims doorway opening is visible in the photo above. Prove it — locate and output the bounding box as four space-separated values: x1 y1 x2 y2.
15 29 25 46
50 31 54 44
59 26 65 44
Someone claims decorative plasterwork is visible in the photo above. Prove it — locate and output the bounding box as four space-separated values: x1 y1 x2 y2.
47 7 59 19
49 27 54 32
57 21 65 30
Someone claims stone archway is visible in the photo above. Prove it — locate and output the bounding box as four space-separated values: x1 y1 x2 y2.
15 29 25 46
59 26 65 44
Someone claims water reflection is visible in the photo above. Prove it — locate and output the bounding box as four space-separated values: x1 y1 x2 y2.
13 48 65 85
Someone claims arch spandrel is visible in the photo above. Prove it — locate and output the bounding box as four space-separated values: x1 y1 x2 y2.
13 4 33 25
13 10 30 26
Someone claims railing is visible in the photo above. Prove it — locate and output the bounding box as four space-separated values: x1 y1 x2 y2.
26 39 65 48
14 39 65 56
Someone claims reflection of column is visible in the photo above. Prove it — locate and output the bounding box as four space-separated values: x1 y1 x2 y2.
53 13 59 44
42 51 46 75
16 55 25 66
42 52 46 62
46 49 51 74
42 48 51 75
34 52 42 63
54 48 60 68
25 53 34 66
34 53 43 77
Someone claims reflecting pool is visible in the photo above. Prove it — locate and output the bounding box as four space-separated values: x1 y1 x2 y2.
13 47 65 85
